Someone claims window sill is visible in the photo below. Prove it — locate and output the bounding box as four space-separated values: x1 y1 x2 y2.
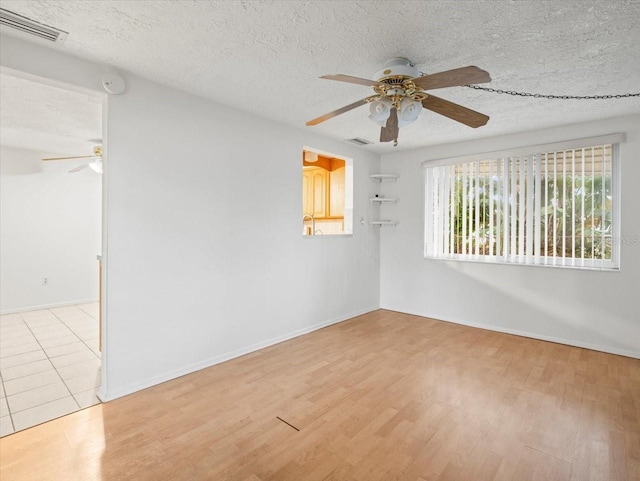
303 234 353 238
424 254 619 271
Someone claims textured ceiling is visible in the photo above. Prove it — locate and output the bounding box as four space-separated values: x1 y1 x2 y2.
1 0 639 153
0 73 102 155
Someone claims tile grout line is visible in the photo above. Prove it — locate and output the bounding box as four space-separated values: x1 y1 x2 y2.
19 311 81 413
47 306 101 405
0 343 43 360
0 316 30 436
0 360 52 382
49 306 101 361
1 304 101 434
0 369 16 435
45 307 100 409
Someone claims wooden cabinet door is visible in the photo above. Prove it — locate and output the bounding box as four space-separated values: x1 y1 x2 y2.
303 166 344 219
329 166 345 217
312 170 327 218
302 171 312 215
303 168 327 217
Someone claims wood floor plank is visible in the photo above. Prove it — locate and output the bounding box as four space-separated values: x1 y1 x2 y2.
0 309 638 481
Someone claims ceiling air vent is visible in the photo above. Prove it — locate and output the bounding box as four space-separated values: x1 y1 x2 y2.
0 8 68 45
346 137 373 146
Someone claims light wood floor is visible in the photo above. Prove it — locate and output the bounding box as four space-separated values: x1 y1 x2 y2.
1 310 638 481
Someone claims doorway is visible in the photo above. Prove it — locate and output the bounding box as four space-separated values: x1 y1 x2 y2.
0 70 106 436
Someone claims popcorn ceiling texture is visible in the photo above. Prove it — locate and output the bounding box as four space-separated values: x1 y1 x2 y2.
2 0 639 152
0 74 102 155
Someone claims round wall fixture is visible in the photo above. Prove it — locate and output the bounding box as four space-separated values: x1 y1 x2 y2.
101 73 126 94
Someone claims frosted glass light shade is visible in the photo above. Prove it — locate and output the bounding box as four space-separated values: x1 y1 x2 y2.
89 160 103 173
368 98 393 126
397 98 422 128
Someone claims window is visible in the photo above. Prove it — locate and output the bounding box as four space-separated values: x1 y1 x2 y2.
424 134 621 269
302 147 353 236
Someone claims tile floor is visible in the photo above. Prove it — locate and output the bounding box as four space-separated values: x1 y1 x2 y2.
0 303 101 437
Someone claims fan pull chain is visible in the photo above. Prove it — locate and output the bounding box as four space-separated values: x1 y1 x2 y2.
465 84 640 100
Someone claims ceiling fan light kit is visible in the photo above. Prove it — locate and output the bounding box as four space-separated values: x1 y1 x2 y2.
306 57 492 146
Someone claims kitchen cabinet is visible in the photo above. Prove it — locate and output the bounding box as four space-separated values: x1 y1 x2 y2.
303 167 327 218
329 166 345 217
303 165 344 219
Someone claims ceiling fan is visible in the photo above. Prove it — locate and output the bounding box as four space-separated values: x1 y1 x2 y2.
42 145 103 173
306 58 492 146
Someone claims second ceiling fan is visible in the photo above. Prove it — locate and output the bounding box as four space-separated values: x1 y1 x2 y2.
42 145 103 173
306 58 492 145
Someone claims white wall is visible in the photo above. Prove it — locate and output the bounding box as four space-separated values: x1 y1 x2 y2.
6 33 633 406
380 115 640 358
1 35 381 400
0 146 101 313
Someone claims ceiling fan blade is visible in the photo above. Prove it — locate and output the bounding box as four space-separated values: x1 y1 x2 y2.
412 66 491 91
422 95 490 128
42 155 94 161
320 74 386 87
380 108 399 142
68 164 90 173
306 98 370 126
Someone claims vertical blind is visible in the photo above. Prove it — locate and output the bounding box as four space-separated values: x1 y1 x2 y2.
424 143 617 269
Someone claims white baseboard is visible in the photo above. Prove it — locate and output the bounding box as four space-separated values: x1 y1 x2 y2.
98 304 380 402
381 307 640 360
1 298 99 315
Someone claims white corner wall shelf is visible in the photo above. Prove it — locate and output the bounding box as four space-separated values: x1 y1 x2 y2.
370 174 399 226
370 220 398 226
369 197 398 204
369 174 398 182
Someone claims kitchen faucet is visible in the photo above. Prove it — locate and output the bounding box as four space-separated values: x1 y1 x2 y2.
303 214 315 235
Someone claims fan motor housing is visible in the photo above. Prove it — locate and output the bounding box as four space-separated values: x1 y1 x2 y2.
374 58 420 81
374 58 421 96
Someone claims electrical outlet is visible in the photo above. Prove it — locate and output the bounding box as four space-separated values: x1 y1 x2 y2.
42 277 48 286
